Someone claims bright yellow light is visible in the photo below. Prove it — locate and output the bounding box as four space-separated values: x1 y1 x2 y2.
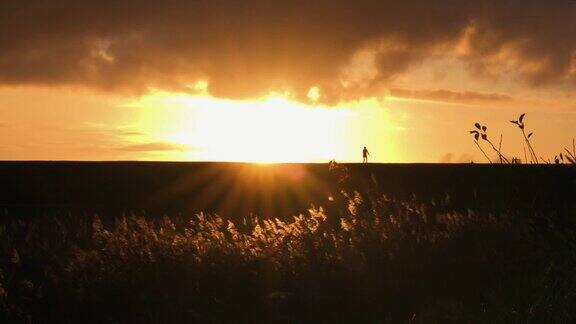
186 95 345 162
307 86 321 102
127 93 352 162
122 91 401 163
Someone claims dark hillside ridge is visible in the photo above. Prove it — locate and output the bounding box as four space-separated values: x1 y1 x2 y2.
0 162 574 219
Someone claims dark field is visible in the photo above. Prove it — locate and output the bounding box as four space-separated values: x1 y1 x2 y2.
1 162 575 322
1 161 574 218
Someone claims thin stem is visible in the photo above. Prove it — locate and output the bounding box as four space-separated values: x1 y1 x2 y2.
521 129 538 163
565 148 576 164
486 139 510 163
523 135 535 163
523 145 527 164
474 140 492 163
520 128 538 163
498 134 503 164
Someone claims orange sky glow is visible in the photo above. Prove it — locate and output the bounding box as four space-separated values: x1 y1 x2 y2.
0 79 574 163
0 1 575 163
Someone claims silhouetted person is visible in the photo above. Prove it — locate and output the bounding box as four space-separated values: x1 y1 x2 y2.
362 146 369 163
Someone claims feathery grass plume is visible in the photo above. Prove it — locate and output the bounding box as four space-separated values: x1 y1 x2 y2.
1 187 575 322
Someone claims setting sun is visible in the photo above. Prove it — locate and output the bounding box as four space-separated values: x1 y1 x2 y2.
122 91 399 163
2 1 576 321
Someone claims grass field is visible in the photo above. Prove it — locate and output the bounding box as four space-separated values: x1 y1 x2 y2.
1 162 575 322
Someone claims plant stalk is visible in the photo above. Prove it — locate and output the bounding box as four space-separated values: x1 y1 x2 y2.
521 129 538 163
486 139 509 163
474 140 492 163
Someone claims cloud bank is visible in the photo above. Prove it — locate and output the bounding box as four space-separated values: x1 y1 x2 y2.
1 0 575 103
389 88 512 104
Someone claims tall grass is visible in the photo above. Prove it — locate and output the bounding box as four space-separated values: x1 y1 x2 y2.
1 184 575 322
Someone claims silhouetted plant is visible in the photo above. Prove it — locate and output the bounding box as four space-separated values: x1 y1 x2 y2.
555 154 562 164
565 139 576 164
510 113 539 163
557 139 576 165
469 123 509 163
469 114 572 165
1 189 575 323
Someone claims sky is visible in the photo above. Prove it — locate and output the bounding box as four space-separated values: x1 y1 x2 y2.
0 0 575 163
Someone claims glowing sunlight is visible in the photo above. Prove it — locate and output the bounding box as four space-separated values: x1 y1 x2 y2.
123 92 376 163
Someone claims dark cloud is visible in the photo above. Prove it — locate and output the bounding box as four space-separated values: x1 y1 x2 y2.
118 142 191 152
0 0 575 103
389 88 513 103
